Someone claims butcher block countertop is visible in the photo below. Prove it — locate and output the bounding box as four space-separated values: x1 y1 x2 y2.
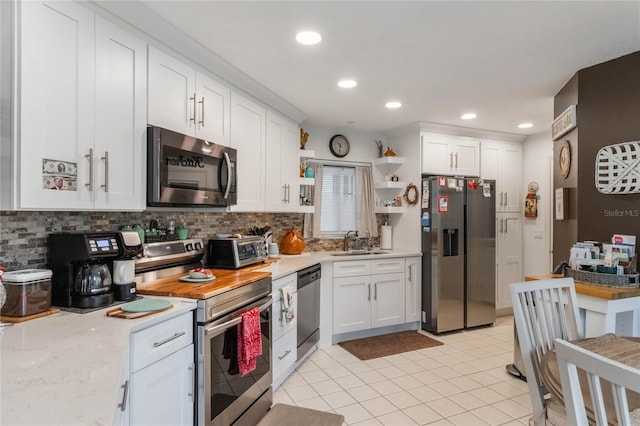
136 268 272 299
525 274 640 300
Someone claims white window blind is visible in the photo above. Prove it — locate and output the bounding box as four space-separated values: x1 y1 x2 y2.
320 166 356 237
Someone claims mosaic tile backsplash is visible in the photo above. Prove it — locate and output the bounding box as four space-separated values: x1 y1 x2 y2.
0 211 383 271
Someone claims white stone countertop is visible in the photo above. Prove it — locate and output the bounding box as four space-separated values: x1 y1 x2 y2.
254 249 421 279
0 249 420 426
0 296 197 426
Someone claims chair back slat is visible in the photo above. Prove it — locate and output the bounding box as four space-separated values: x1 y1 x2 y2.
555 338 640 426
510 277 583 426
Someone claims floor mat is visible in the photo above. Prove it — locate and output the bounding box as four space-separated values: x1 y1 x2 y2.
339 330 443 360
257 403 344 426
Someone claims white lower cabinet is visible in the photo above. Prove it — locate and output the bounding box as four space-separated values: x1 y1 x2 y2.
271 273 297 390
405 256 422 323
333 258 405 334
121 311 195 425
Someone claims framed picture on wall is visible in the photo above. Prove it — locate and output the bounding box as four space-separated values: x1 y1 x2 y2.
555 188 569 220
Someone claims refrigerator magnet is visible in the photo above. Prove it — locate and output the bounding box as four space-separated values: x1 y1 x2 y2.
438 196 448 212
422 189 429 208
483 184 492 197
447 178 457 189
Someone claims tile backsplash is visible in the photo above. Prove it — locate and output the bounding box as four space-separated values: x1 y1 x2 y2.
0 211 383 271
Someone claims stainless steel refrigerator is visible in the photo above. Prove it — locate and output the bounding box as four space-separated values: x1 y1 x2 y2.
421 176 496 333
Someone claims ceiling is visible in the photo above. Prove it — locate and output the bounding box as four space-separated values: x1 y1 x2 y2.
136 1 640 136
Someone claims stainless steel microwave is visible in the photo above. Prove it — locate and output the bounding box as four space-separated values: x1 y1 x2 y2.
147 126 237 207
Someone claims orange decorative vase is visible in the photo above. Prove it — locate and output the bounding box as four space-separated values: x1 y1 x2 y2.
280 227 305 255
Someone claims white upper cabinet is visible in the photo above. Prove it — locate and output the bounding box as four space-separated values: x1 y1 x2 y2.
265 111 300 212
148 46 230 145
18 1 146 210
480 140 522 212
94 17 147 210
421 132 480 177
229 91 266 212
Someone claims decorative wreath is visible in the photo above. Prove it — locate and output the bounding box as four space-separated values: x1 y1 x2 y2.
403 183 419 206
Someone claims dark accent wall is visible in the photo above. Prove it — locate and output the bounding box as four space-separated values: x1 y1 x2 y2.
553 74 579 267
553 51 640 265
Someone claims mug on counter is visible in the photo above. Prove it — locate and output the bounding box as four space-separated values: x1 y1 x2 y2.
268 243 279 256
176 228 188 240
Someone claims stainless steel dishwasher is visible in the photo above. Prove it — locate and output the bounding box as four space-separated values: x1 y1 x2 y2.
297 263 321 360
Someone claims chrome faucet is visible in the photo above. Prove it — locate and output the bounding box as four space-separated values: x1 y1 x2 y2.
343 230 358 251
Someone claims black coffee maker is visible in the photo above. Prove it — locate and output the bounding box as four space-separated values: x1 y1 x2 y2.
48 232 134 308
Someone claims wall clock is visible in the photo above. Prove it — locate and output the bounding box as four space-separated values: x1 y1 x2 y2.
329 134 350 158
559 140 571 179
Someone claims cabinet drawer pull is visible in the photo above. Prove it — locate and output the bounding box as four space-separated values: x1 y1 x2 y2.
198 97 205 127
101 151 109 192
85 148 93 191
278 349 292 360
118 380 129 412
190 93 196 125
153 331 186 348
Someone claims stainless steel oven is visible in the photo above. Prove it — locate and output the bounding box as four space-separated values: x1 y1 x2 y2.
197 277 272 426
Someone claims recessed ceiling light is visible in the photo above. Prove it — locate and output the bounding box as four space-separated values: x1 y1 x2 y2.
518 122 534 129
338 80 357 89
385 101 402 109
295 31 321 45
461 113 477 120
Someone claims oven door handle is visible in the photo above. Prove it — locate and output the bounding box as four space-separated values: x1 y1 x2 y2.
203 298 272 336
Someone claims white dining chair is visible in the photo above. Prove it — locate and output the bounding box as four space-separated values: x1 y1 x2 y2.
555 338 640 426
510 277 584 426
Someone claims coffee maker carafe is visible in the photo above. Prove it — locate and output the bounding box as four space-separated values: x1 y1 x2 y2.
48 232 126 309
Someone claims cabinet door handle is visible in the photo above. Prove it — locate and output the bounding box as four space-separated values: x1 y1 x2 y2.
85 148 93 191
504 192 507 206
282 185 287 203
153 331 186 348
100 151 109 192
190 93 196 125
374 283 377 300
117 380 129 412
198 97 205 127
504 218 508 233
455 152 458 168
368 283 371 301
188 364 194 401
499 218 504 233
449 152 453 168
278 350 292 360
408 264 412 282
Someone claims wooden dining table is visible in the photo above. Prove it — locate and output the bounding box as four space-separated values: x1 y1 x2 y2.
540 334 640 423
525 274 640 337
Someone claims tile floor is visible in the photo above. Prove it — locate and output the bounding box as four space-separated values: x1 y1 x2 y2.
273 316 533 425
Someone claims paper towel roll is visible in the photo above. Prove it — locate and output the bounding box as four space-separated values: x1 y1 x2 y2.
380 225 392 250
